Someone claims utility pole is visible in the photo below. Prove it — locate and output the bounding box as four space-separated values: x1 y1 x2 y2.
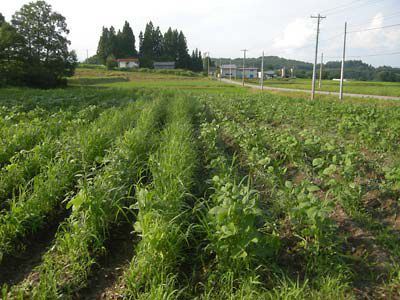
339 22 347 100
86 49 89 61
204 52 210 78
208 53 211 78
241 49 248 86
318 52 323 89
261 51 264 90
229 58 232 81
310 14 326 100
219 58 222 81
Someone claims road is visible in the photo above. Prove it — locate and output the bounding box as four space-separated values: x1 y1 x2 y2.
220 78 400 101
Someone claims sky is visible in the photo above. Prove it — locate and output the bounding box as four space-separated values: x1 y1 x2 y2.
2 0 400 67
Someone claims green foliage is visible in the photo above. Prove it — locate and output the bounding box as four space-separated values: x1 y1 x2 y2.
95 20 201 72
0 1 77 87
106 54 118 70
97 21 137 65
1 79 400 299
125 96 198 298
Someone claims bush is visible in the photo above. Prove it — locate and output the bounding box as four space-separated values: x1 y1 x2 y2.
106 55 118 70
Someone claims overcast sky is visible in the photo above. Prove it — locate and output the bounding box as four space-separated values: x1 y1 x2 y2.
2 0 400 67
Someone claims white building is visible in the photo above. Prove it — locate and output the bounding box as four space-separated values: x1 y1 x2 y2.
220 64 237 78
117 58 139 69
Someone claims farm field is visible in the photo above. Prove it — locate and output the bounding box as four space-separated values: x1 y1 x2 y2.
242 77 400 97
0 70 400 299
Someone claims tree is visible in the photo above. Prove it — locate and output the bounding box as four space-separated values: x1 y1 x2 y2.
10 0 77 87
119 21 137 57
0 18 25 85
108 26 117 58
139 21 155 68
163 27 177 61
95 20 198 71
84 54 102 65
153 26 163 60
176 31 190 69
190 48 203 72
106 54 117 70
97 27 110 64
0 13 5 26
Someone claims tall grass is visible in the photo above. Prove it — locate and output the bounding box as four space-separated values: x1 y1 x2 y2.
0 102 140 263
123 95 198 299
0 105 101 206
7 96 168 298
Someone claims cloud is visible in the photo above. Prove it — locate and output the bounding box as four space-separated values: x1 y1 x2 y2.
350 13 400 50
273 18 314 49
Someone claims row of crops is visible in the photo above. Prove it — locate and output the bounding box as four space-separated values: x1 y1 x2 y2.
0 88 399 299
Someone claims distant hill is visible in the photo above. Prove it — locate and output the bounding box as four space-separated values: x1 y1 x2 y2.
212 56 400 82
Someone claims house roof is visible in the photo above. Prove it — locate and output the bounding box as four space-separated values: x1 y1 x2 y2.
117 58 138 62
237 67 258 70
221 64 237 69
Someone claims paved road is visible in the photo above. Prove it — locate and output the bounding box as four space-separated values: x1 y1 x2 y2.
220 78 400 101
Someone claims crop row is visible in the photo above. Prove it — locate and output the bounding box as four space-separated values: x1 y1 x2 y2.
6 96 168 298
0 101 141 264
0 105 102 206
202 93 400 297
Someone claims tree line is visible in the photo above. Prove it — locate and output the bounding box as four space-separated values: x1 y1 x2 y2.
219 56 400 82
92 21 203 72
0 1 76 87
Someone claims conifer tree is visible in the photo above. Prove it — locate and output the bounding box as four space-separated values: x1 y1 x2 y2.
153 26 163 61
139 21 155 68
176 31 190 69
120 21 137 57
97 27 109 64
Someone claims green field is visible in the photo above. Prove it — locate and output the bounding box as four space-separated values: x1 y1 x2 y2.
244 78 400 97
0 68 400 299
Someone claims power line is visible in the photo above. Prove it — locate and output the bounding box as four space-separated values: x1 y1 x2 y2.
348 23 400 33
349 11 400 29
323 51 400 60
349 51 400 58
324 0 385 16
320 0 369 14
320 33 345 43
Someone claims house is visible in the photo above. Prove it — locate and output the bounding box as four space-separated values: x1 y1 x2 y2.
117 58 139 69
236 67 258 79
208 66 217 77
154 62 175 69
258 70 276 79
220 64 237 78
264 70 276 79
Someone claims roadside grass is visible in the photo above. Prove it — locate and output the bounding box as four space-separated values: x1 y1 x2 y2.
243 78 400 97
